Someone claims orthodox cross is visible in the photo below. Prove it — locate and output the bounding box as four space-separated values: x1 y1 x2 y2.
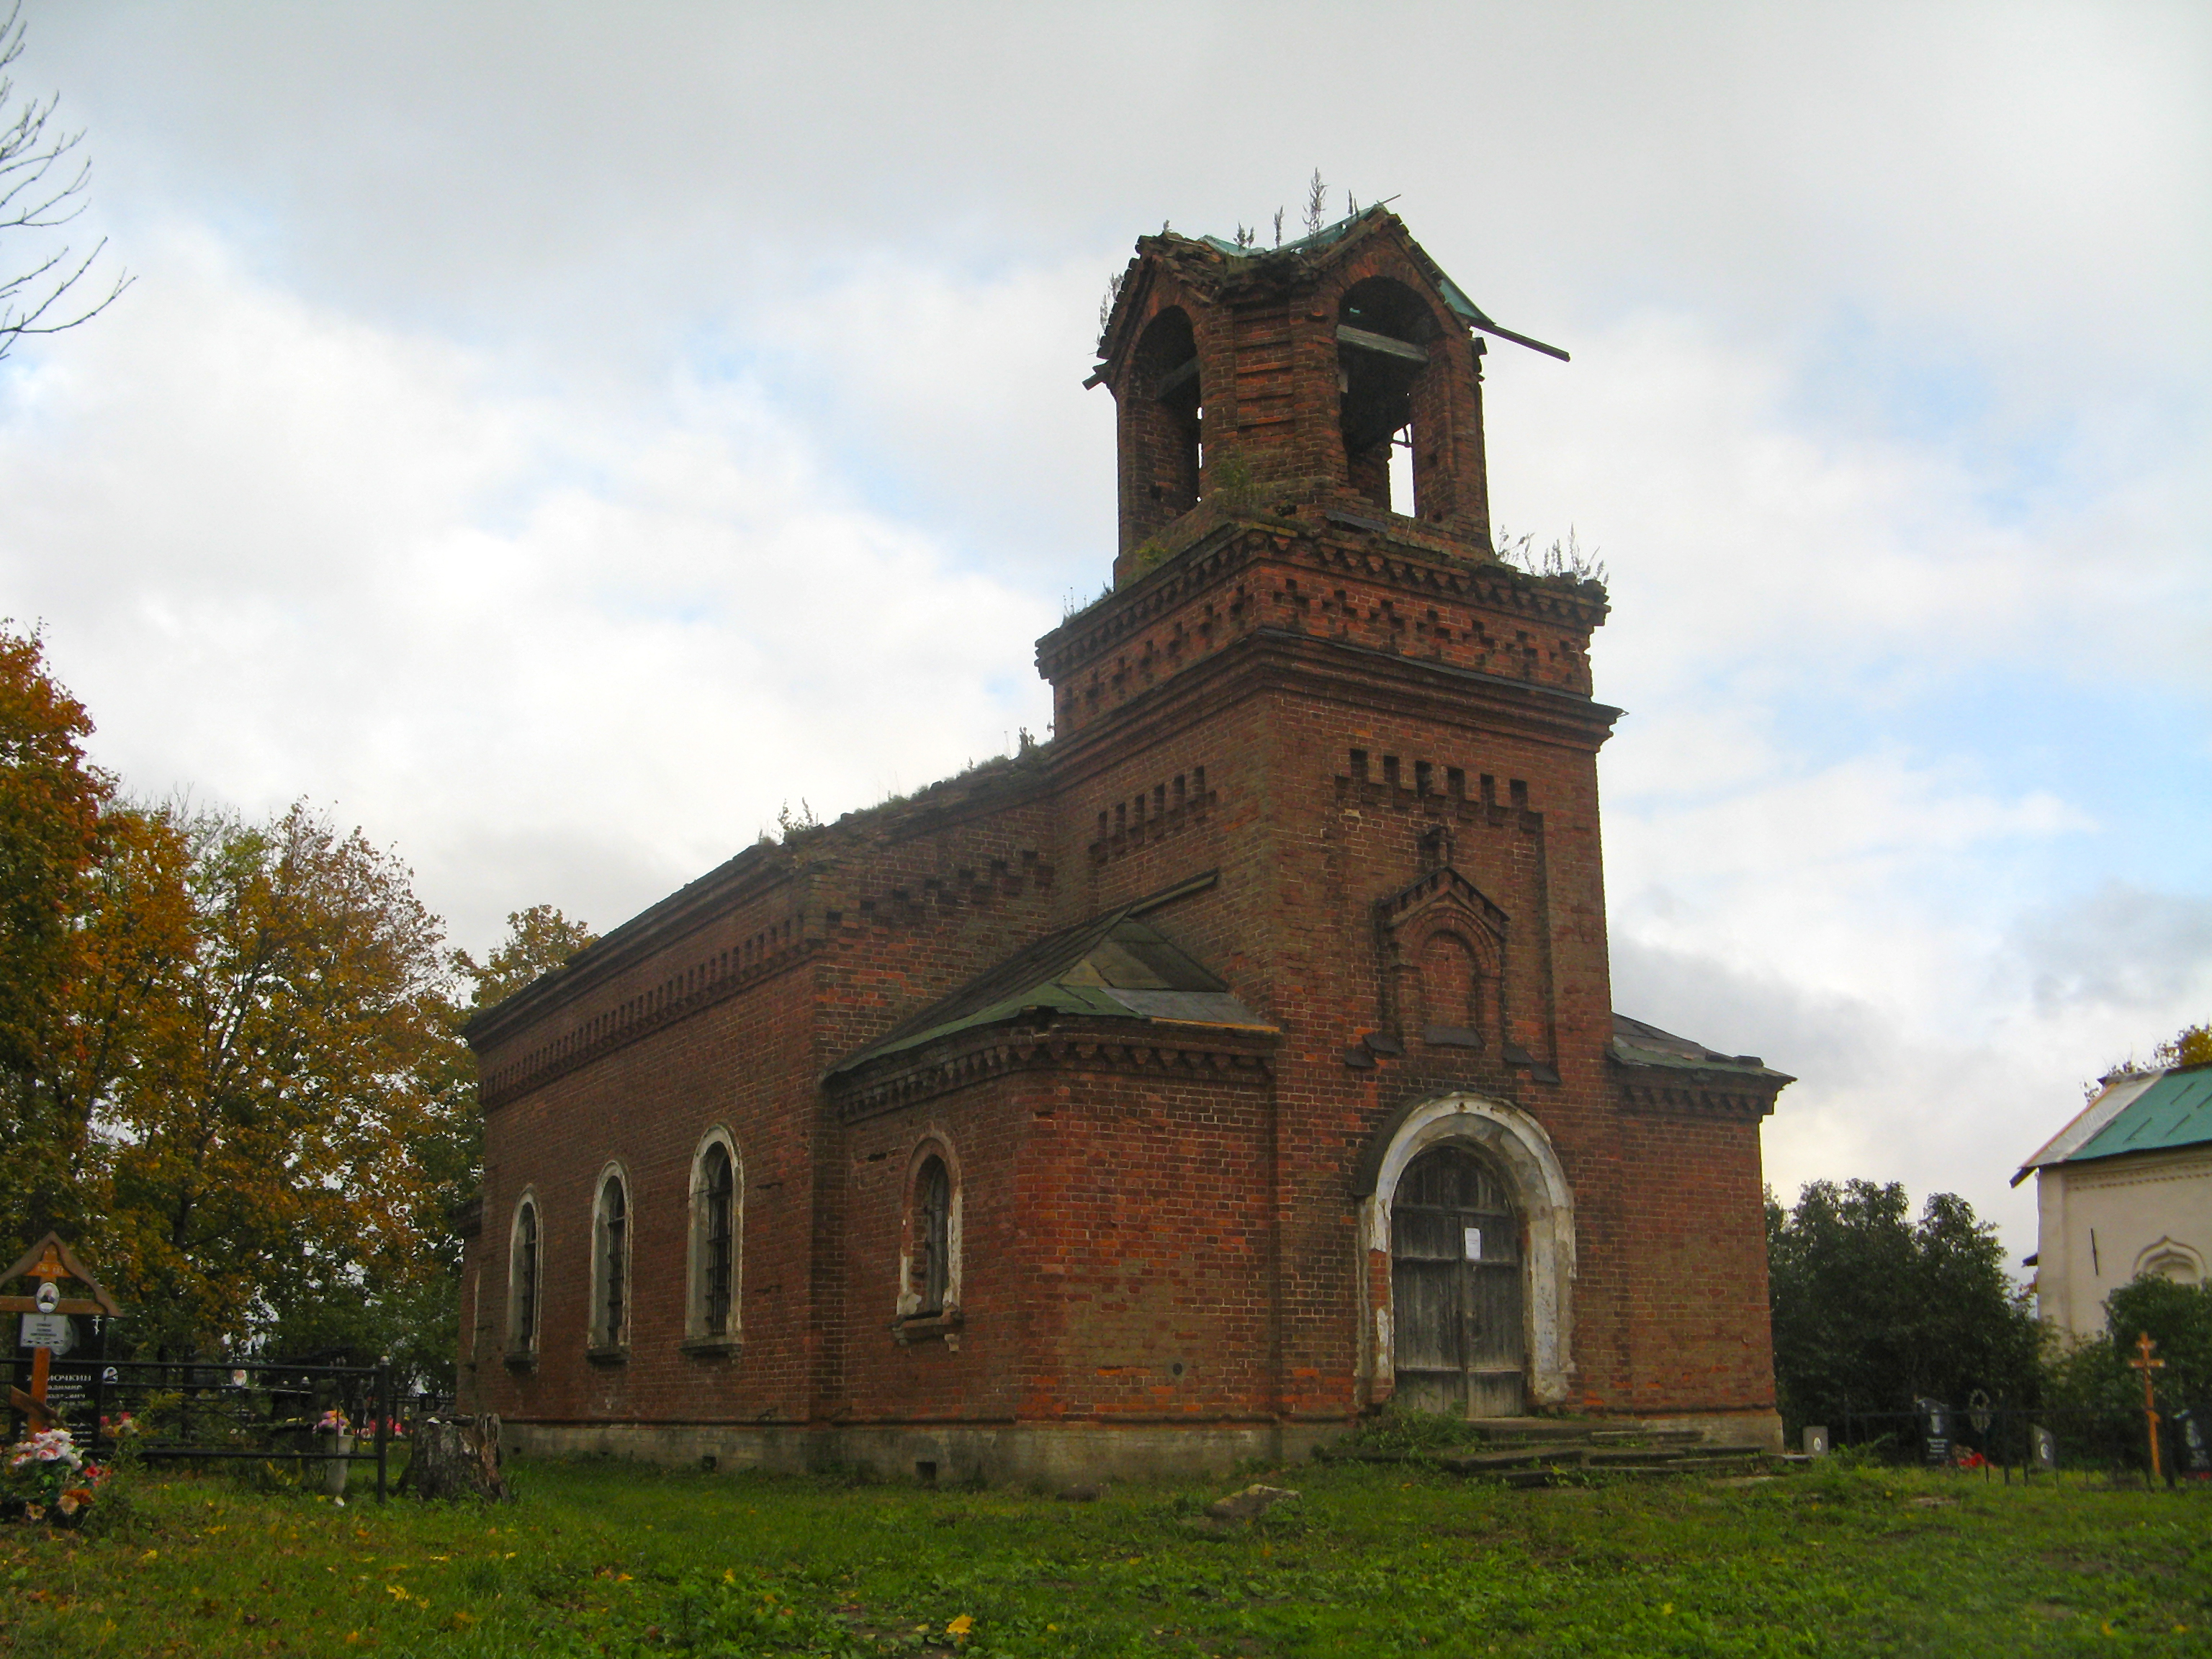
2 1233 122 1433
2129 1330 2166 1484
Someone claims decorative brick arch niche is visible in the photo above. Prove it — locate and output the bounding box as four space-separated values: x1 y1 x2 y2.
1354 1093 1575 1411
1377 860 1508 1053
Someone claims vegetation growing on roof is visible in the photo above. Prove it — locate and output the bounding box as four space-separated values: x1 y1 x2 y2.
1495 526 1607 590
2088 1017 2212 1098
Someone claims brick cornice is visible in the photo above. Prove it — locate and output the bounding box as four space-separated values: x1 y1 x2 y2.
1613 1061 1786 1123
827 1018 1277 1125
467 842 801 1048
1046 624 1621 791
479 940 822 1112
1036 518 1608 687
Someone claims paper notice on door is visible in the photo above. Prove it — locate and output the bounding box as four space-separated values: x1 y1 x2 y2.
1462 1227 1482 1260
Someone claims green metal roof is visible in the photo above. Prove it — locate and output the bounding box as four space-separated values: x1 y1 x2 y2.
1609 1013 1795 1082
1193 207 1567 360
830 901 1272 1076
2064 1066 2212 1164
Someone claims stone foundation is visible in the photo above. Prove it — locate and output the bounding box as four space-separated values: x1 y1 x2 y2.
500 1419 1344 1485
1625 1408 1784 1452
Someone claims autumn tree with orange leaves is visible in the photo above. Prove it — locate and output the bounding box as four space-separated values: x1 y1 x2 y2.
0 627 592 1380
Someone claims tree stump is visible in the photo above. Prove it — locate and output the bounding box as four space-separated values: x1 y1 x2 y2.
408 1413 509 1502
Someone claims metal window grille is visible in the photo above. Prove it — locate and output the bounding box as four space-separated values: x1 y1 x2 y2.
916 1157 951 1315
601 1175 626 1344
515 1202 539 1348
703 1146 734 1335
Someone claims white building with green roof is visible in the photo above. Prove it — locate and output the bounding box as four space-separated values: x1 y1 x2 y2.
2015 1064 2212 1340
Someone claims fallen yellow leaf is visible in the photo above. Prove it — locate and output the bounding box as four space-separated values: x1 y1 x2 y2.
948 1614 976 1636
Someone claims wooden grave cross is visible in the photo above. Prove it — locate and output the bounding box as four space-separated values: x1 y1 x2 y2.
2129 1330 2166 1484
1 1233 122 1433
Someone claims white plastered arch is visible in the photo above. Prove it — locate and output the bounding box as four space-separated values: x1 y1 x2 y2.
685 1125 744 1341
896 1130 965 1321
1359 1093 1576 1408
2134 1236 2204 1285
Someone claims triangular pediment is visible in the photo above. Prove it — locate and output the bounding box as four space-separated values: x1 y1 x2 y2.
1377 865 1508 940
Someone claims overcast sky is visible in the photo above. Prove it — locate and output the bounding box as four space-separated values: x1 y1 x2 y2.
2 1 2206 1262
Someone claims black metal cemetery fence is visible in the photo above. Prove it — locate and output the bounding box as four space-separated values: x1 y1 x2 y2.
6 1352 402 1503
1825 1398 2212 1489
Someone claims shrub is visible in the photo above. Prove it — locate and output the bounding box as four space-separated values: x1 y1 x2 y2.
1766 1179 2040 1437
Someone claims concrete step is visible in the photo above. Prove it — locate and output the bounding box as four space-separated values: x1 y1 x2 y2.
1496 1454 1771 1488
1320 1421 1778 1475
1434 1448 1558 1473
1583 1451 1769 1478
1462 1419 1599 1444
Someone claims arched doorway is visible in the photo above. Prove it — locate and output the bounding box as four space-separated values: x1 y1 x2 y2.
1390 1143 1525 1416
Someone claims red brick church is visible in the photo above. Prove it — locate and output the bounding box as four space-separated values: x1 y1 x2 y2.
456 207 1793 1479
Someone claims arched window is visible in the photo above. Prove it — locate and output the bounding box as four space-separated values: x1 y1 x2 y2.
686 1130 742 1348
897 1141 963 1329
914 1156 952 1315
590 1166 630 1352
507 1193 541 1359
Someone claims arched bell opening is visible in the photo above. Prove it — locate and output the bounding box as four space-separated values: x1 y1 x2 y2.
1120 307 1202 554
1336 277 1442 517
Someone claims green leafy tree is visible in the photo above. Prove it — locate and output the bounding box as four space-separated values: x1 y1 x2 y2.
379 904 595 1387
2043 1274 2212 1470
1766 1179 2040 1435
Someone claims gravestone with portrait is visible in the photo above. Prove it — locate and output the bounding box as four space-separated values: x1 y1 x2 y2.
4 1235 122 1437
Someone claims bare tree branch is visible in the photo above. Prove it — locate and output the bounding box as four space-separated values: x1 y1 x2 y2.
0 1 131 361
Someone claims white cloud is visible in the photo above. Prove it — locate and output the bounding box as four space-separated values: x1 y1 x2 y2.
0 0 2203 1262
0 227 1054 949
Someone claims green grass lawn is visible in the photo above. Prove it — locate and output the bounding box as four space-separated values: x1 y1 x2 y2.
2 1452 2207 1656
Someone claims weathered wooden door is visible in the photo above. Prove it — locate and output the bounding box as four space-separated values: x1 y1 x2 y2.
1390 1144 1525 1416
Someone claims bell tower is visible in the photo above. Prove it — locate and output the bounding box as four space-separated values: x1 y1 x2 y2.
1090 207 1567 588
